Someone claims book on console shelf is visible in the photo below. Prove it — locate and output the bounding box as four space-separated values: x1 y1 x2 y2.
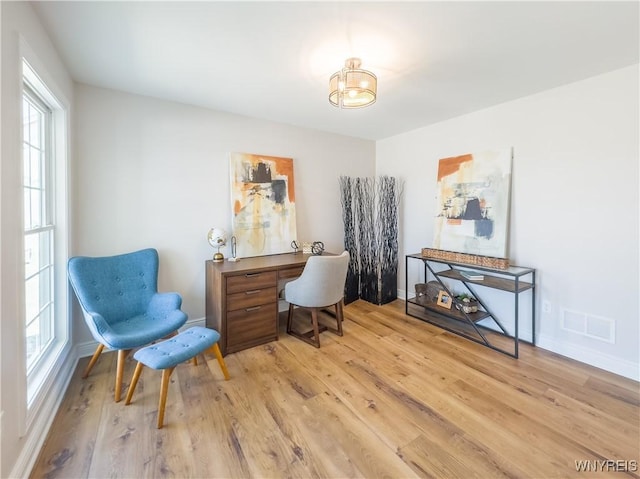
460 270 484 280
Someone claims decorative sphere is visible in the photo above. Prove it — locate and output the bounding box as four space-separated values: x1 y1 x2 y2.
207 228 227 248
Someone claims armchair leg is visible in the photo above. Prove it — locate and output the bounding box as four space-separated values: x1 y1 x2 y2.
82 343 105 379
115 349 130 402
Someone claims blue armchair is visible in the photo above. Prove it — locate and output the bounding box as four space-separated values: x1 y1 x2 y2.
68 248 187 402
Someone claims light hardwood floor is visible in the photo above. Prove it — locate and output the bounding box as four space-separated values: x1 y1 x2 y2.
31 300 639 478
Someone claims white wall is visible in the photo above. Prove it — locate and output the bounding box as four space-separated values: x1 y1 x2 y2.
1 2 75 478
377 65 639 379
1 5 636 476
73 84 375 344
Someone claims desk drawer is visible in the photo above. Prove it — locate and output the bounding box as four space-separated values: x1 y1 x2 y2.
227 287 276 311
226 271 277 294
226 303 277 348
278 266 305 280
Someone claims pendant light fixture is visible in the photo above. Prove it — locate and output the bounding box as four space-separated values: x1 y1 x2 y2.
329 57 377 109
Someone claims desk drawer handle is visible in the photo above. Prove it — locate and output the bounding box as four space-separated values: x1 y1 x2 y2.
245 273 261 278
245 306 261 312
245 289 261 295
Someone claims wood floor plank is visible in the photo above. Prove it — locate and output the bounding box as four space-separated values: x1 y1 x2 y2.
398 433 525 479
303 391 420 478
384 329 640 475
30 352 112 479
280 332 425 450
31 300 640 479
182 355 252 479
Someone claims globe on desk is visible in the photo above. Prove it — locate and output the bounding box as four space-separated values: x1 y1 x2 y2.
207 228 227 262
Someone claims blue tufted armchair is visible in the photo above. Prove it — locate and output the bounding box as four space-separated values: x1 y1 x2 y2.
68 248 187 402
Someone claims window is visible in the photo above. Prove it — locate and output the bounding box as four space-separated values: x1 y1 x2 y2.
21 60 69 410
23 85 54 371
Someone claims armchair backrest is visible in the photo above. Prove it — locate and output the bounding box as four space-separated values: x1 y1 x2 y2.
68 248 159 324
286 251 350 307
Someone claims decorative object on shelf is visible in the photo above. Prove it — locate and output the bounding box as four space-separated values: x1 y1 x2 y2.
436 290 453 309
230 152 297 258
415 283 428 298
432 148 512 262
329 57 377 109
290 240 299 253
460 270 485 281
455 293 479 313
421 248 509 270
415 282 442 303
340 175 404 305
311 241 324 255
299 241 324 255
208 228 227 262
228 235 240 262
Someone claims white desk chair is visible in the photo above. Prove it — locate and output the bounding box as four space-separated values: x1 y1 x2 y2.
284 251 350 348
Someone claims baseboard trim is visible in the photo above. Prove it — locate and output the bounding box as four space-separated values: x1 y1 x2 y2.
536 334 639 381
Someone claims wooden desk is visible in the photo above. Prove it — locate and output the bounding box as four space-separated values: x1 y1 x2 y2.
205 252 313 355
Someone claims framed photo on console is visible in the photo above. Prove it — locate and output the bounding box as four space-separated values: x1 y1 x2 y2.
436 290 453 309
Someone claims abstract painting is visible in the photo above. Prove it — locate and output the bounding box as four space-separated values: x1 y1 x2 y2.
230 152 297 258
433 148 512 259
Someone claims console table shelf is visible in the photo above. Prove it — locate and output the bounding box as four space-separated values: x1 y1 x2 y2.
405 253 536 358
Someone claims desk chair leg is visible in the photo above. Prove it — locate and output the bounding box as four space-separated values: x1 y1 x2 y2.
287 305 323 348
157 367 175 429
82 343 105 378
115 349 130 402
310 308 321 348
335 300 344 336
208 343 230 380
125 362 144 405
286 303 295 334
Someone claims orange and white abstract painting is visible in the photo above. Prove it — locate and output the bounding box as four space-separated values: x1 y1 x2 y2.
433 148 512 259
230 152 297 258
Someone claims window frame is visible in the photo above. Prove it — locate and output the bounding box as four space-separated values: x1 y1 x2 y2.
22 83 56 375
20 59 70 423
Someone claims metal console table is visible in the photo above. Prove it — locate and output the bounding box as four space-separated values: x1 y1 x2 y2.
405 253 535 358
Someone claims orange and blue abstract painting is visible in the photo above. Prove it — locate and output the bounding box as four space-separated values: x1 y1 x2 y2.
230 152 297 258
433 148 512 259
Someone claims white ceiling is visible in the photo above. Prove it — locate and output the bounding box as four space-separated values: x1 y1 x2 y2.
32 1 639 140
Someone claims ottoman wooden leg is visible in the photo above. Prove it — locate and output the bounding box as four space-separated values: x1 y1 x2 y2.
209 343 230 380
125 362 144 405
157 367 175 429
